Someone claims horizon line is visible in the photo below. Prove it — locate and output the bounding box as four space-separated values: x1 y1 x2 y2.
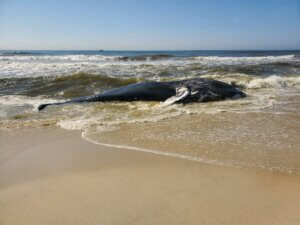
1 49 300 51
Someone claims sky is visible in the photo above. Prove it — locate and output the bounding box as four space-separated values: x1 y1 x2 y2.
0 0 299 50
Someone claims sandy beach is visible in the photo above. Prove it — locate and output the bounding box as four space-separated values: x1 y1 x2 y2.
1 127 300 225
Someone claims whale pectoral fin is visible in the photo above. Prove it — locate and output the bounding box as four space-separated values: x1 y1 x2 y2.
163 87 190 106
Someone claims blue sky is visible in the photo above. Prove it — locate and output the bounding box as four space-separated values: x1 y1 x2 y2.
0 0 299 50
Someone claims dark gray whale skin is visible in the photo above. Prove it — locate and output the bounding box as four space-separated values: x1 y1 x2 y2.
38 78 246 111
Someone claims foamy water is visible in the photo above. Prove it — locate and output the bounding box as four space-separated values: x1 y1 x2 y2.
1 50 299 174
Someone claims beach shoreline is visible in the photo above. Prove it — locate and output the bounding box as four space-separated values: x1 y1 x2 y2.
1 127 300 225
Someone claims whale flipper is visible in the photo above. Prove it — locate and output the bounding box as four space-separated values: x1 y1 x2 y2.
163 87 190 106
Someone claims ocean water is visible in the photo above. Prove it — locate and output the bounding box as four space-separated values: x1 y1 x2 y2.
1 50 299 173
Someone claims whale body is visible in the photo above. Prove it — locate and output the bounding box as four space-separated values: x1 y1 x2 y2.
38 78 246 111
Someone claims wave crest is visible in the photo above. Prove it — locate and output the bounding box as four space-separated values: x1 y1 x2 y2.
0 73 141 97
241 75 300 89
116 54 174 61
193 54 295 62
0 51 43 56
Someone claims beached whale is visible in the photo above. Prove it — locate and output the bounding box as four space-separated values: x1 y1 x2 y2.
38 78 246 111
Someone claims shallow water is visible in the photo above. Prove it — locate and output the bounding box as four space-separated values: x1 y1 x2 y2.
1 50 299 174
82 113 300 173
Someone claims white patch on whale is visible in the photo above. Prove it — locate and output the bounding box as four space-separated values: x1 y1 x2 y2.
163 87 189 106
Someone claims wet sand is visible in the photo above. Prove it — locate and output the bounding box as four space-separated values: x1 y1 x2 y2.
0 128 300 225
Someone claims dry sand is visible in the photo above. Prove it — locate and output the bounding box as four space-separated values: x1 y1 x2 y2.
0 128 300 225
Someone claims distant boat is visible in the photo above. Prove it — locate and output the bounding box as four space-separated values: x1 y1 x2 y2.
99 49 104 52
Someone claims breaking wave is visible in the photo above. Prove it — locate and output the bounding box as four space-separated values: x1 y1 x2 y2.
193 54 296 64
116 54 174 61
244 75 300 89
0 72 141 97
0 51 44 56
1 52 299 79
200 74 300 90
